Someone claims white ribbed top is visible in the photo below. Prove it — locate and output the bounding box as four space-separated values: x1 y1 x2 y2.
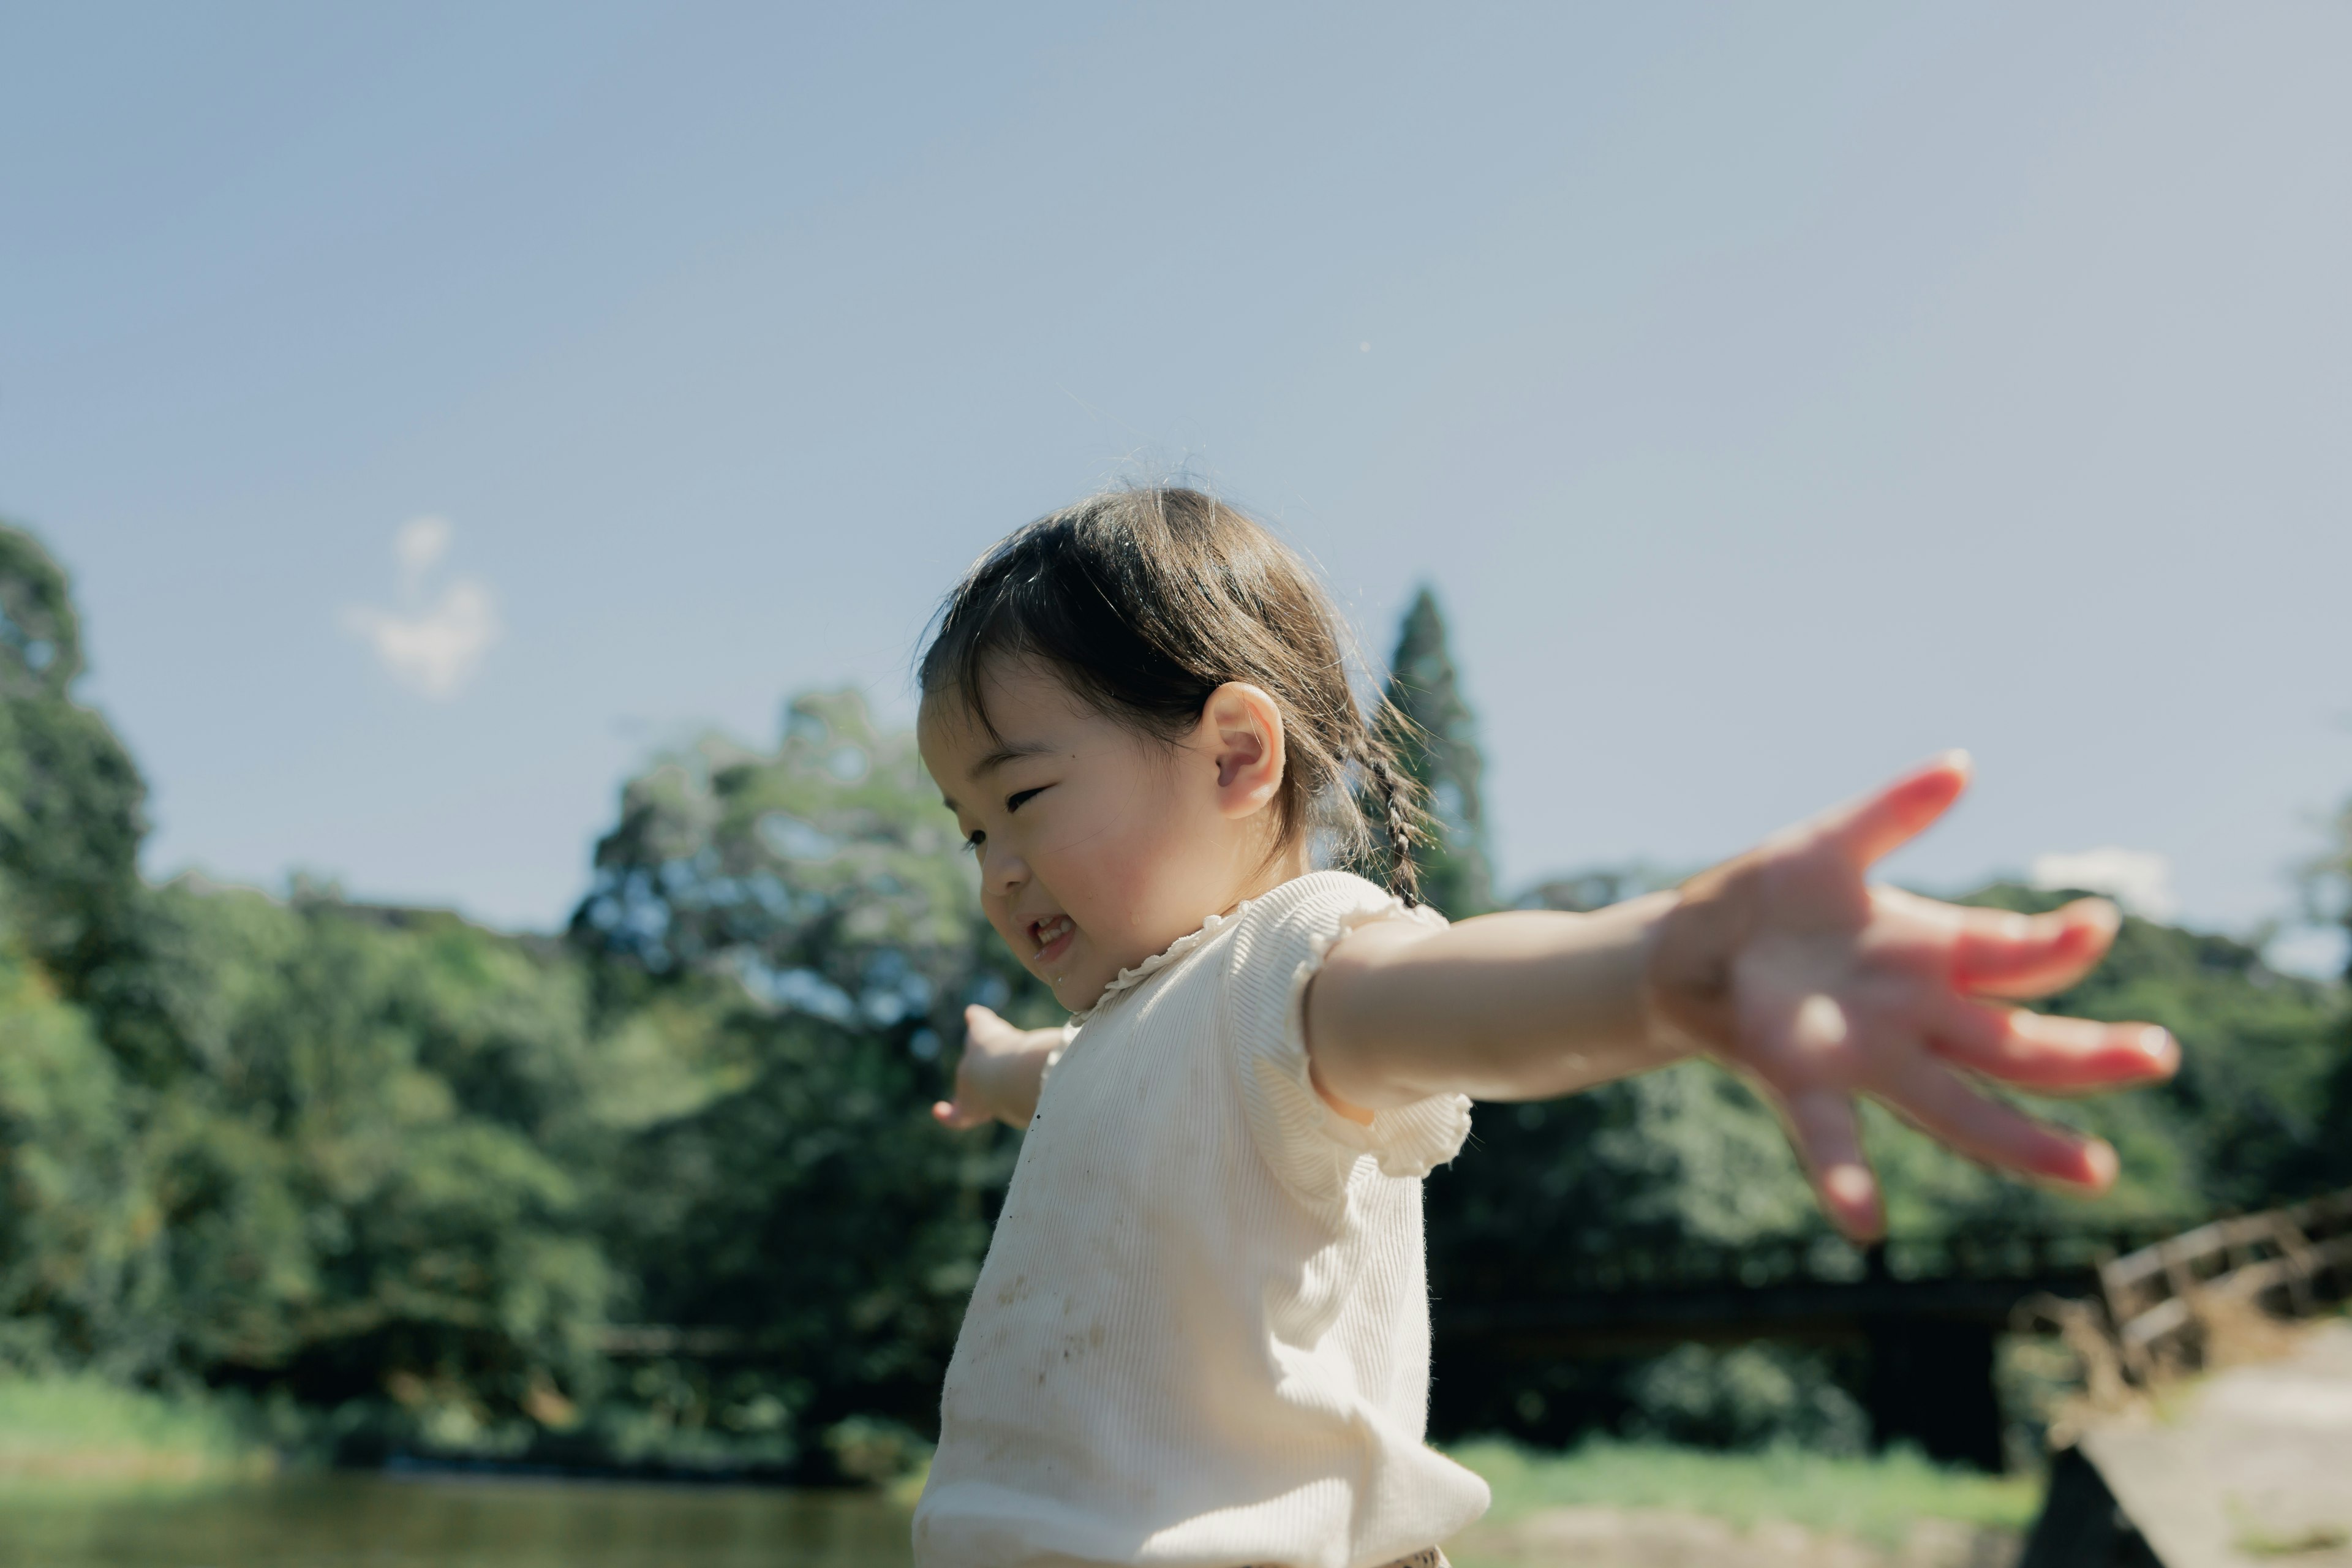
913 871 1489 1567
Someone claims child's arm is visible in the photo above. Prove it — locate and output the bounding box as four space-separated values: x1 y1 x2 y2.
932 1004 1064 1130
1305 754 2179 1240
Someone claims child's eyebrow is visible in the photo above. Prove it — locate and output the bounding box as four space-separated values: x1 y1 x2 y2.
939 739 1059 812
974 739 1058 774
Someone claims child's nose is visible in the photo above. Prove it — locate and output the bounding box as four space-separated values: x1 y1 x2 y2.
982 841 1028 896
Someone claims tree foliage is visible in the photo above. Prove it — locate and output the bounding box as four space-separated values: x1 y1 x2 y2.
0 943 153 1374
568 690 1052 1440
1381 586 1496 918
2302 799 2352 1192
0 519 614 1442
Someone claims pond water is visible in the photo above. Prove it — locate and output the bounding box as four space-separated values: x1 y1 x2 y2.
0 1475 916 1568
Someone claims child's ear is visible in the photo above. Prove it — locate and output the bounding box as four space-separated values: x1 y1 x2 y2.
1199 682 1287 820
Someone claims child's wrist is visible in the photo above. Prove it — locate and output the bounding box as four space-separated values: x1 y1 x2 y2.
1642 854 1765 1056
1573 888 1701 1059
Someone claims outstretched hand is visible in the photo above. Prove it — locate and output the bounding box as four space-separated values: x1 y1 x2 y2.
932 1004 1063 1131
1646 752 2178 1242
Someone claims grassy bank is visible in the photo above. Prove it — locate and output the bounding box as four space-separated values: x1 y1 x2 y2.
0 1376 271 1487
889 1438 2040 1541
1450 1438 2039 1546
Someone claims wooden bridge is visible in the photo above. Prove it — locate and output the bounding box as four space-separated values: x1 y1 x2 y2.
2020 1189 2352 1566
600 1200 2350 1480
1430 1220 2191 1470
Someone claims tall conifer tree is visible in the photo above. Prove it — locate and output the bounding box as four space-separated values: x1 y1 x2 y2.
1379 586 1495 918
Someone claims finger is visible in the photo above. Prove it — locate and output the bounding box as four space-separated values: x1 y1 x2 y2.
964 1003 1020 1047
1873 888 2115 997
1814 752 1972 870
1880 1059 2119 1190
1776 1087 1884 1243
1942 897 2120 999
932 1099 986 1130
1930 998 2177 1092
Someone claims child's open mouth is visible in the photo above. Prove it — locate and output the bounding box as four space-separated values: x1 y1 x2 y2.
1030 914 1075 965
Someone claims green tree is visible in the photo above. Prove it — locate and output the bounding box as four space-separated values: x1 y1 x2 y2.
1961 883 2346 1217
138 882 616 1414
0 521 179 1375
0 938 159 1375
2280 800 2352 1193
1380 586 1496 918
569 691 990 1019
0 514 621 1428
570 690 1052 1444
0 521 183 1086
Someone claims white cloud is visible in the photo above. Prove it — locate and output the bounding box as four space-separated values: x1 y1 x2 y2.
344 517 500 699
2028 847 2178 921
2264 925 2348 981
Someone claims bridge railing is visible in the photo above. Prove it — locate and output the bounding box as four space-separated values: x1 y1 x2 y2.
587 1216 2246 1365
2097 1186 2352 1380
1442 1218 2185 1307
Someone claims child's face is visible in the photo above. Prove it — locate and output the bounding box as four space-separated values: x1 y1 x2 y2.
919 658 1287 1014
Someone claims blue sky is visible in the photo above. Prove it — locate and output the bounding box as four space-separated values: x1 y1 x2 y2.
6 3 2348 966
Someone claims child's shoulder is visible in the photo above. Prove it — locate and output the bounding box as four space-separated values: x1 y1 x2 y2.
1232 869 1448 951
1078 872 1440 1030
1204 869 1447 1017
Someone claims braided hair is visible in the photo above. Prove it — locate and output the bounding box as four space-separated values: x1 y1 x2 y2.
918 486 1430 903
1358 749 1425 907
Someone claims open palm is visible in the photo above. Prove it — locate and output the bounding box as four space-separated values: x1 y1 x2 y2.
1650 753 2178 1240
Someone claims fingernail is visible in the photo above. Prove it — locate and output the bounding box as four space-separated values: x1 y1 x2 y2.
2082 1140 2119 1189
1795 996 1850 1050
2141 1027 2177 1071
2073 899 2122 933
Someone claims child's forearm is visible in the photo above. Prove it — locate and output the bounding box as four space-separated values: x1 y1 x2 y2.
1305 892 1691 1110
981 1028 1065 1128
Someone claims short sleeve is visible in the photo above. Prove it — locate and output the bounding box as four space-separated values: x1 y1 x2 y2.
1222 872 1473 1209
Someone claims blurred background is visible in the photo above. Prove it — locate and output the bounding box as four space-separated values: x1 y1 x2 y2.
2 4 2348 1564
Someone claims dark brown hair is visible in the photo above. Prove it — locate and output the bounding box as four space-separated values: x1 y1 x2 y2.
918 486 1428 903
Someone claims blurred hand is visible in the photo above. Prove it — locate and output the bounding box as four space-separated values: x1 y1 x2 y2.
932 1004 1064 1131
1646 752 2178 1242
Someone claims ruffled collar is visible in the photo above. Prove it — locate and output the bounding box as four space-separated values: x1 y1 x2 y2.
1068 894 1262 1026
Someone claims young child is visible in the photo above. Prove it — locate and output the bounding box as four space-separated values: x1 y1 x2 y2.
909 488 2174 1567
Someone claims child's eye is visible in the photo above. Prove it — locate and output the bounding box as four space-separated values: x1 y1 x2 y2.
1006 786 1046 812
962 829 985 856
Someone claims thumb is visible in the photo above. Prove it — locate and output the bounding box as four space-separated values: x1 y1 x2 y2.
933 1098 986 1131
